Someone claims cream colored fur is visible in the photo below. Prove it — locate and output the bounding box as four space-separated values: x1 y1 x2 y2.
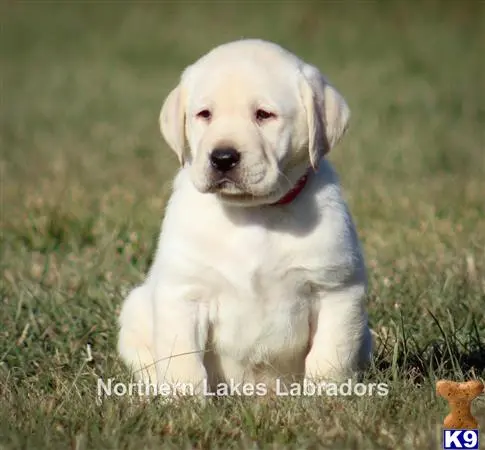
117 39 372 395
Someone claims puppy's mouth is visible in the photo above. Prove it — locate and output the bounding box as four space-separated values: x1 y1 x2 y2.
208 177 246 195
193 167 279 205
203 176 266 204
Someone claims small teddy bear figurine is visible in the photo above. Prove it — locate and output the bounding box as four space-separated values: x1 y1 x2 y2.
436 379 484 429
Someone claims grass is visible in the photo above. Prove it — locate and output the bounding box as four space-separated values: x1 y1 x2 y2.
1 1 484 449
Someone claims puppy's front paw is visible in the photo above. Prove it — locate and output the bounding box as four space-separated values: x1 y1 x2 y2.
155 359 208 398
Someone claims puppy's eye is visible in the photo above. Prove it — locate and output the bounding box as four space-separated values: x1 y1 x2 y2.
196 109 212 120
255 109 276 122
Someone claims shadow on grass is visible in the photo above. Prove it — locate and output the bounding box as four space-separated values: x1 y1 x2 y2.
374 312 485 383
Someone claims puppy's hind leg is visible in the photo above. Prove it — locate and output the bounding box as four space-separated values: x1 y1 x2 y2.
117 285 158 383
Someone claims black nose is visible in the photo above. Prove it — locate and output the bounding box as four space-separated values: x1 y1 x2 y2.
210 147 241 172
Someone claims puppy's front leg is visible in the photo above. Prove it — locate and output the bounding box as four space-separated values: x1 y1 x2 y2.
305 284 372 382
153 284 209 395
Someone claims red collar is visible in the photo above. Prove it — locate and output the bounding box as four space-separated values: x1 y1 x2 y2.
272 168 311 205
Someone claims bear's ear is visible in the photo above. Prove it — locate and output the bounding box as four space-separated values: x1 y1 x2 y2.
436 380 457 397
460 380 484 398
159 83 188 166
299 63 350 170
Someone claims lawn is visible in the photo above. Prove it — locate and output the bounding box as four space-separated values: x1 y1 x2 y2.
1 1 484 449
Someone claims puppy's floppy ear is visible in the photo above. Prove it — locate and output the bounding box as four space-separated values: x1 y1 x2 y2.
299 63 350 170
159 83 187 166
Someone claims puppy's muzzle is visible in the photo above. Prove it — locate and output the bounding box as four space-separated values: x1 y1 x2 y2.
210 147 241 173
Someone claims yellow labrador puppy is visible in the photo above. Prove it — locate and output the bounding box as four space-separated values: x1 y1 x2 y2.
118 39 372 396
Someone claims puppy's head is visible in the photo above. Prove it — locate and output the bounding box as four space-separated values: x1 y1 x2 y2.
159 39 350 206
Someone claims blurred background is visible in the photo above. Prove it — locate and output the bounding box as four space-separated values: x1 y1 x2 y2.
2 1 484 246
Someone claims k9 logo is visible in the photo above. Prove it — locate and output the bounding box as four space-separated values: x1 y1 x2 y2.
443 430 479 450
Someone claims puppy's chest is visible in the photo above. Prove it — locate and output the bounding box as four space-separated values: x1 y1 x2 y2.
209 278 312 363
199 230 316 362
